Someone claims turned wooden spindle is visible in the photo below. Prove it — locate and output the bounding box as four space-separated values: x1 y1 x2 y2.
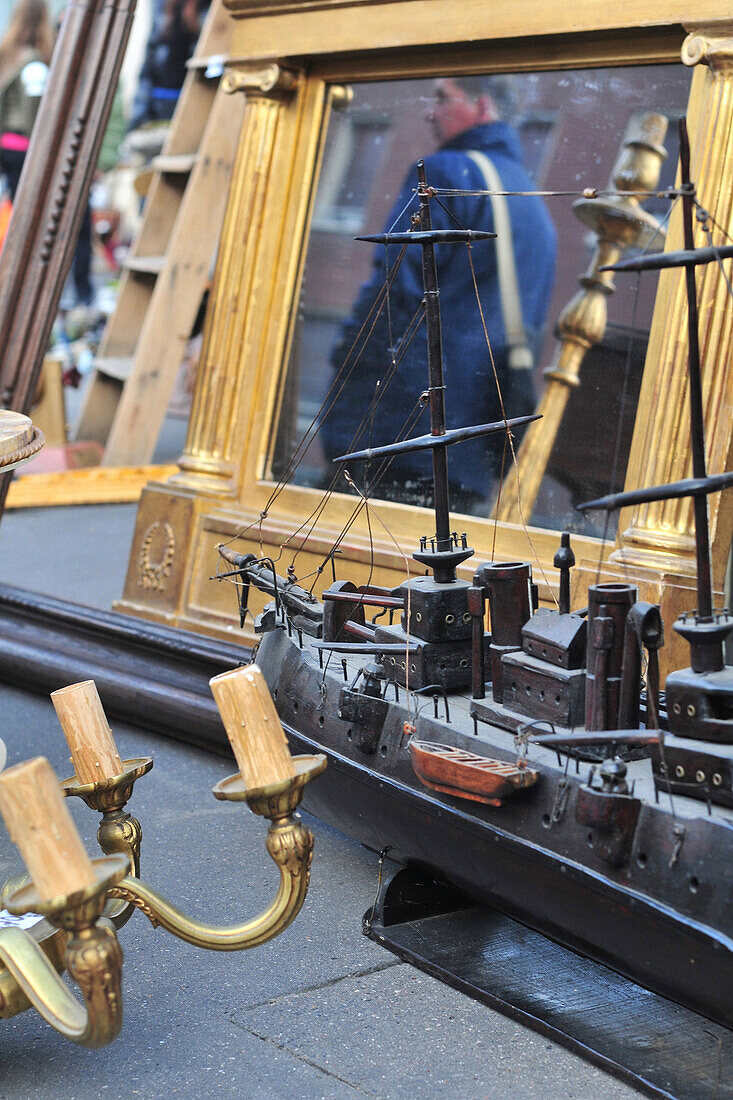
210 665 296 789
497 112 669 524
0 757 98 899
51 680 124 785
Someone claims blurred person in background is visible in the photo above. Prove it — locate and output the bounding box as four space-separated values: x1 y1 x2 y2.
129 0 209 131
0 0 53 200
322 75 557 514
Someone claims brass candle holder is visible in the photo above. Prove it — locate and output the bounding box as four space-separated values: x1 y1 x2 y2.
62 757 153 929
0 759 151 916
108 753 326 949
0 666 327 1048
0 854 129 1048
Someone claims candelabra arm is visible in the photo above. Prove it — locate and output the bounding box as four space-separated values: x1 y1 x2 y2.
62 757 153 932
0 923 121 1047
1 871 29 910
111 816 313 950
1 818 142 932
97 810 143 877
108 754 326 952
0 855 127 1047
97 811 143 930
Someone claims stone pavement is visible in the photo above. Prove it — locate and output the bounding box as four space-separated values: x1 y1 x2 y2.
0 504 640 1098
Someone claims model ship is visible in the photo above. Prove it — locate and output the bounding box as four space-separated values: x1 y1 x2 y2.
215 123 733 1028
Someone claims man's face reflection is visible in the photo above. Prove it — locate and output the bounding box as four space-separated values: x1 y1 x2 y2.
425 77 496 144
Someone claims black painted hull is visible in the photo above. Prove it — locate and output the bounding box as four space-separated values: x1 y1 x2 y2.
258 627 733 1028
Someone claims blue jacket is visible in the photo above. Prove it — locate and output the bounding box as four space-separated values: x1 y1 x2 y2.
321 121 557 504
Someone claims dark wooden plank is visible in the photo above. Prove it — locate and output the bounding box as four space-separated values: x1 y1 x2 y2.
0 583 250 752
367 871 733 1100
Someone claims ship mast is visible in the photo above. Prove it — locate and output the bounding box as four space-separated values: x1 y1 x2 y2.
678 122 713 620
416 159 453 560
334 162 539 584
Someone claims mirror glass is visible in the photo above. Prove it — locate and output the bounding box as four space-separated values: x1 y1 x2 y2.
270 64 692 536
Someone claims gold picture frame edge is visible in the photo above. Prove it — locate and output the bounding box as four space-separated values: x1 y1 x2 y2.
222 0 730 59
7 465 179 509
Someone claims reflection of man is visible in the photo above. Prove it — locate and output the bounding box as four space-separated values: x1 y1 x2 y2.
321 75 557 513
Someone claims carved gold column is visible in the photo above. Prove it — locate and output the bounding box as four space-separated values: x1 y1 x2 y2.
498 113 668 524
174 63 299 495
115 62 304 625
574 26 733 675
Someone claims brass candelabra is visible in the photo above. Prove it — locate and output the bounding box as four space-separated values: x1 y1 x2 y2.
0 666 326 1048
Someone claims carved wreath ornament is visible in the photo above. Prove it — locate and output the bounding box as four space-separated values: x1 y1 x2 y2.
137 522 176 592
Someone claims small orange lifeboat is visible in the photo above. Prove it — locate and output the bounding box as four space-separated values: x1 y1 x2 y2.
408 739 539 806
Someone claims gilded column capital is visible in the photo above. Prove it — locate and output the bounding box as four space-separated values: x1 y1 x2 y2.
682 25 733 70
221 63 299 98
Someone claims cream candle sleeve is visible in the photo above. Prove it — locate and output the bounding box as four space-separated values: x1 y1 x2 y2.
210 664 296 788
51 680 124 785
0 756 98 900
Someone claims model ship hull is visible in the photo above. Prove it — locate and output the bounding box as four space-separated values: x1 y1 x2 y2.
258 626 733 1028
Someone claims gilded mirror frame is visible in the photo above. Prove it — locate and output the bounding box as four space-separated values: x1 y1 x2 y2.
116 1 733 676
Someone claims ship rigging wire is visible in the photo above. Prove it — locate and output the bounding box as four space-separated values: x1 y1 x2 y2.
282 311 428 572
214 249 426 569
464 240 559 609
426 185 689 201
214 174 733 748
237 191 422 550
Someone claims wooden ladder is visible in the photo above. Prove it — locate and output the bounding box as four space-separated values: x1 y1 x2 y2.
74 0 244 466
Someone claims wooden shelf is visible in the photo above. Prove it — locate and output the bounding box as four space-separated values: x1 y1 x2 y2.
93 356 133 381
8 464 178 508
123 255 166 276
152 153 198 174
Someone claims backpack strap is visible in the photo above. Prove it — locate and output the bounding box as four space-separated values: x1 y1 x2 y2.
465 149 533 370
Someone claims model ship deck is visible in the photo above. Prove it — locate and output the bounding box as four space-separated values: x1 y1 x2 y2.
268 625 733 828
